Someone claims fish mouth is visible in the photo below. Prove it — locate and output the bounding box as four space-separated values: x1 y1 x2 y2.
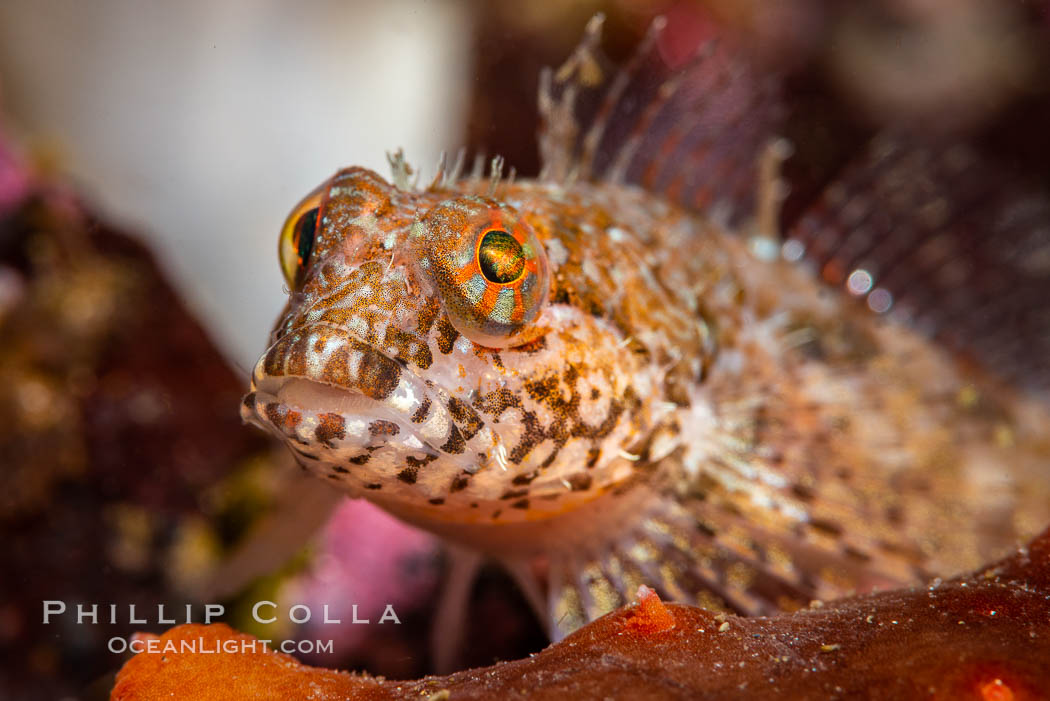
250 376 413 433
242 323 491 476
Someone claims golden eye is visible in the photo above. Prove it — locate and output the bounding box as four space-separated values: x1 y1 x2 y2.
413 197 550 349
278 187 324 287
478 229 526 284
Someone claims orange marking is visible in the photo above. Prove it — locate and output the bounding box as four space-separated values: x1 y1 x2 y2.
480 283 500 317
623 585 675 635
979 678 1014 701
512 287 525 323
452 263 477 286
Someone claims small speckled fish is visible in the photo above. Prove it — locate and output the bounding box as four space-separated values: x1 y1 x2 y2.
243 16 1050 640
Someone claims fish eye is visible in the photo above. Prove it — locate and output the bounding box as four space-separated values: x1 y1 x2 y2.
278 187 324 288
413 198 550 349
478 229 526 284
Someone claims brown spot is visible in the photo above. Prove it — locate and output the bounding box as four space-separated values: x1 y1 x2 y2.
474 387 519 417
365 483 383 490
500 489 529 501
447 396 485 440
511 498 530 510
397 467 418 484
844 545 872 562
332 466 349 474
512 472 538 486
286 336 311 376
356 347 401 400
428 498 445 505
450 475 470 492
264 403 284 426
524 375 560 403
315 413 347 445
436 316 459 354
319 343 351 386
347 454 370 465
412 396 432 423
810 518 843 537
440 425 466 454
791 483 816 502
416 298 441 336
508 409 545 464
263 346 284 376
567 473 592 491
406 454 435 468
242 393 256 410
539 444 563 469
586 447 601 468
369 420 400 437
623 386 642 411
696 521 717 539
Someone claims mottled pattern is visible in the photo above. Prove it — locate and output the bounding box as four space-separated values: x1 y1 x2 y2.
412 196 549 347
243 18 1050 640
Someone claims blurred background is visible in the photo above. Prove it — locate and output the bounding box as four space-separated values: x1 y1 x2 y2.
1 1 1049 699
0 0 474 369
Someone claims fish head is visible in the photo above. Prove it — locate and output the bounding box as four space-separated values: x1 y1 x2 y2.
243 167 702 525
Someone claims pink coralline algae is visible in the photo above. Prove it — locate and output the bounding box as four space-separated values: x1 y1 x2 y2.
283 499 439 657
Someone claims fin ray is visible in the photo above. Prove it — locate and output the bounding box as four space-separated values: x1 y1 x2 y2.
787 134 1050 391
539 13 782 223
534 484 914 639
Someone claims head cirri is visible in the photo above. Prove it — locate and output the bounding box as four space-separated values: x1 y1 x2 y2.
242 164 705 527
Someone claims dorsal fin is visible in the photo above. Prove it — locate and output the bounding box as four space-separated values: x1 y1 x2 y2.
787 133 1050 394
538 13 782 222
540 14 1050 394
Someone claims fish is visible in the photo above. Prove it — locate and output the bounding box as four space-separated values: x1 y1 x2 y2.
241 15 1050 641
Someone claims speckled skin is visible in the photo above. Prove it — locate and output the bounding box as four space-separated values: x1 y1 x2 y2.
243 162 1050 637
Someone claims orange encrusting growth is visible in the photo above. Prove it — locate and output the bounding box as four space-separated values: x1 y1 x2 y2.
111 527 1050 701
979 678 1016 701
622 584 676 635
110 624 389 701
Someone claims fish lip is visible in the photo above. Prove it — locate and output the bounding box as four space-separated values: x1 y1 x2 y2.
248 318 428 409
245 321 477 465
253 376 383 416
251 319 411 390
250 320 436 414
244 376 429 457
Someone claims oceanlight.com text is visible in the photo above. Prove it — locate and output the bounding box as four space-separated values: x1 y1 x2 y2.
108 635 335 656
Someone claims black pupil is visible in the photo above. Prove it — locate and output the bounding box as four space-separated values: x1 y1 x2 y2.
478 230 525 284
295 207 319 265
